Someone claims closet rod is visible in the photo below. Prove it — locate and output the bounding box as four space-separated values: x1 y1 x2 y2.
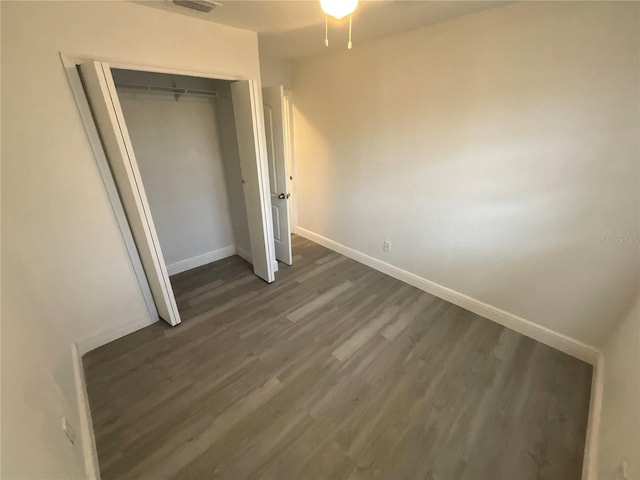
116 82 223 100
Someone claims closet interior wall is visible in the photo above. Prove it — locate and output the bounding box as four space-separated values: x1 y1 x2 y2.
112 69 251 275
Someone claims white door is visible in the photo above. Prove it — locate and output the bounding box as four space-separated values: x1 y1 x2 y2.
79 61 181 326
282 91 297 233
262 86 293 265
231 81 276 282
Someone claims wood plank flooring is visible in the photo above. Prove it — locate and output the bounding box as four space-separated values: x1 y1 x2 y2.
84 236 592 480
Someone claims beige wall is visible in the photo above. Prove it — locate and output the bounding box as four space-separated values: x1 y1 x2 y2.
118 91 236 270
291 1 639 348
0 1 260 477
598 297 640 480
260 55 292 89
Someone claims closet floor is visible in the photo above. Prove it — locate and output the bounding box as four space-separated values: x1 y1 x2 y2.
84 235 592 480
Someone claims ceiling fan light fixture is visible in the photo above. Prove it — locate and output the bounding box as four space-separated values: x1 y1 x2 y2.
320 0 358 20
320 0 358 49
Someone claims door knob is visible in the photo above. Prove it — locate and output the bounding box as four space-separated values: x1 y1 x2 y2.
278 193 285 199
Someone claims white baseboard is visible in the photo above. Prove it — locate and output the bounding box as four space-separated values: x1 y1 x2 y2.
77 314 157 355
236 245 253 264
166 246 236 275
296 226 604 476
296 227 600 365
72 343 100 480
78 245 239 355
582 354 604 480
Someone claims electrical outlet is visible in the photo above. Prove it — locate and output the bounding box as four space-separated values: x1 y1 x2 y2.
61 417 76 446
383 240 392 253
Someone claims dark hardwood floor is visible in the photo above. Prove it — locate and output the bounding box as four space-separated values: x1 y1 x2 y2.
84 235 592 480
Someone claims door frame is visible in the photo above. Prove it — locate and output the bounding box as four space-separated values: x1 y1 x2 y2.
61 52 278 323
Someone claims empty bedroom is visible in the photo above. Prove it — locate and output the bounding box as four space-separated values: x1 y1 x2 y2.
1 1 638 480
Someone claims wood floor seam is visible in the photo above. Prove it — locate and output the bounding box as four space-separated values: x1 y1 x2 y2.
84 235 592 480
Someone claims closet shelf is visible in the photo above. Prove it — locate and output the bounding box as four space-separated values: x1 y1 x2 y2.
116 82 225 100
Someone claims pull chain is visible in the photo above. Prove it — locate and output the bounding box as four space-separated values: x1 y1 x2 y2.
325 15 329 47
323 13 354 50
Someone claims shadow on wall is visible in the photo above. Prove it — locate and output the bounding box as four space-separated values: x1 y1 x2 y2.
2 248 86 478
295 101 639 342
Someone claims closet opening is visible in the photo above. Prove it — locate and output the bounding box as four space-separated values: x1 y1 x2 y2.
72 59 292 328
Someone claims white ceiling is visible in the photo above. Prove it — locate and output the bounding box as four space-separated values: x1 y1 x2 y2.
138 0 511 59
